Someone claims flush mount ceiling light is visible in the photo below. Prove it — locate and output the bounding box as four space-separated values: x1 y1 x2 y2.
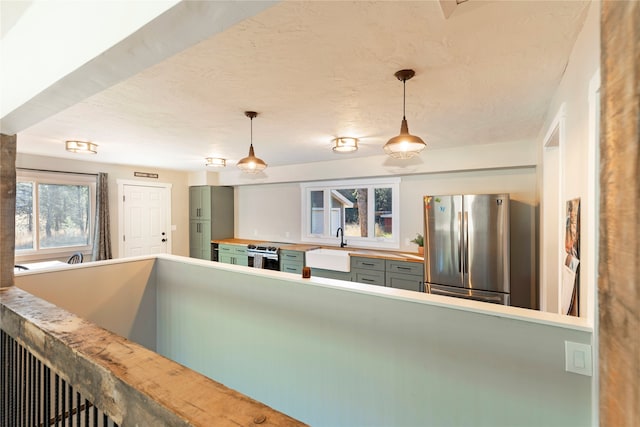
205 157 226 167
237 111 267 174
65 140 98 154
332 137 359 153
383 69 426 159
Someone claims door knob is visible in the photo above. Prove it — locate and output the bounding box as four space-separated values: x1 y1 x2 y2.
162 238 167 242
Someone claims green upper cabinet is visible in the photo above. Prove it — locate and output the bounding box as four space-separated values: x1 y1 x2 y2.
189 186 234 260
190 186 213 220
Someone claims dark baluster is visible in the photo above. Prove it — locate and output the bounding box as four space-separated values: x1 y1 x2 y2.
1 331 6 427
28 351 33 427
76 393 81 426
54 374 60 426
1 331 7 427
84 399 89 426
61 378 66 426
103 413 108 427
43 365 50 427
37 360 42 427
93 404 98 427
68 384 74 427
19 342 25 427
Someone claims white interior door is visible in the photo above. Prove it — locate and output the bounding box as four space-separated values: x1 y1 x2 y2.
122 184 171 257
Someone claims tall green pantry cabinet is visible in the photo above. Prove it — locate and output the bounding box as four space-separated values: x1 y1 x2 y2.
189 186 234 260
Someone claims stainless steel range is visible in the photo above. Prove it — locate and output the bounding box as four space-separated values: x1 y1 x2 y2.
247 243 282 270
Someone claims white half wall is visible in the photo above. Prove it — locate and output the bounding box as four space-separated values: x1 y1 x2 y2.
154 255 592 427
14 258 158 351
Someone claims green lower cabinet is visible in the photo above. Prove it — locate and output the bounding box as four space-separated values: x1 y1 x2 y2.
280 250 305 275
301 253 424 292
351 256 386 287
218 244 248 266
385 260 424 292
386 272 423 292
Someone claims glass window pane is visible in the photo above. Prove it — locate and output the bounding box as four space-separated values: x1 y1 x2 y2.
15 181 34 250
337 188 367 238
375 188 393 238
310 190 324 234
38 183 90 248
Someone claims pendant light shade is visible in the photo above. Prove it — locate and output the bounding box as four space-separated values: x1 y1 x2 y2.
383 69 426 159
237 111 267 174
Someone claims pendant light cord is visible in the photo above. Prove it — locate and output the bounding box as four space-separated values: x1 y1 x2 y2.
402 78 407 120
250 116 253 147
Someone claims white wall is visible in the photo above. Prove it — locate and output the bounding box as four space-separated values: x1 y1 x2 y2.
539 1 600 321
16 153 191 259
236 167 536 250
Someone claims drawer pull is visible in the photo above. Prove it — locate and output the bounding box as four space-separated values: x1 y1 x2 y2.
286 254 297 258
398 266 411 271
362 278 375 282
362 263 375 267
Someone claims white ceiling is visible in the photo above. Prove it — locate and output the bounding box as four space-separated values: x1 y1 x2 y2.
12 0 590 171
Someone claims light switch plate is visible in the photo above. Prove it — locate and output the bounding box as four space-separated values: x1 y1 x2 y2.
565 341 593 376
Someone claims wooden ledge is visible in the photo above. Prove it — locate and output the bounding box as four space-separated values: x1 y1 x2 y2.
0 286 305 427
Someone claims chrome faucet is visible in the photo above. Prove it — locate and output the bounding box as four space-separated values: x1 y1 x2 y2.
336 227 347 248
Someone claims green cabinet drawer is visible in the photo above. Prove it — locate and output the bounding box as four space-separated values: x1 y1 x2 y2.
386 260 423 276
219 244 247 255
386 272 423 292
281 250 305 263
353 270 385 287
281 262 303 274
351 256 385 271
219 245 233 254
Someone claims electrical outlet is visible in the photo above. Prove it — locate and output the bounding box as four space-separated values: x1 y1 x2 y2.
565 341 592 376
253 229 258 236
285 231 290 238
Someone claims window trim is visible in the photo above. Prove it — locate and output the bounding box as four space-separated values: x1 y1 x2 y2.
15 170 96 262
300 177 401 249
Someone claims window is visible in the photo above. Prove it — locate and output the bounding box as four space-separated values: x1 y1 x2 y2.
301 178 400 249
16 170 96 259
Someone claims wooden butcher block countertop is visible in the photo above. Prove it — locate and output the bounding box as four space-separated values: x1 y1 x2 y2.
211 239 423 263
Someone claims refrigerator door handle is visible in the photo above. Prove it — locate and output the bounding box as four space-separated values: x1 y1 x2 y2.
464 211 469 274
428 286 505 304
457 212 462 273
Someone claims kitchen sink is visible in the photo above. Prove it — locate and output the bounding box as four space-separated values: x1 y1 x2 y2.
305 248 351 272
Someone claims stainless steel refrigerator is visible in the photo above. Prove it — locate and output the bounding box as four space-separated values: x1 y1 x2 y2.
423 194 510 305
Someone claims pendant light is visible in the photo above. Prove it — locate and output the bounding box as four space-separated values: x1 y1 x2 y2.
383 69 426 159
237 111 267 174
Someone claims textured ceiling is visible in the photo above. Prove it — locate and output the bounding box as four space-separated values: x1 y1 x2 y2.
14 0 590 171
